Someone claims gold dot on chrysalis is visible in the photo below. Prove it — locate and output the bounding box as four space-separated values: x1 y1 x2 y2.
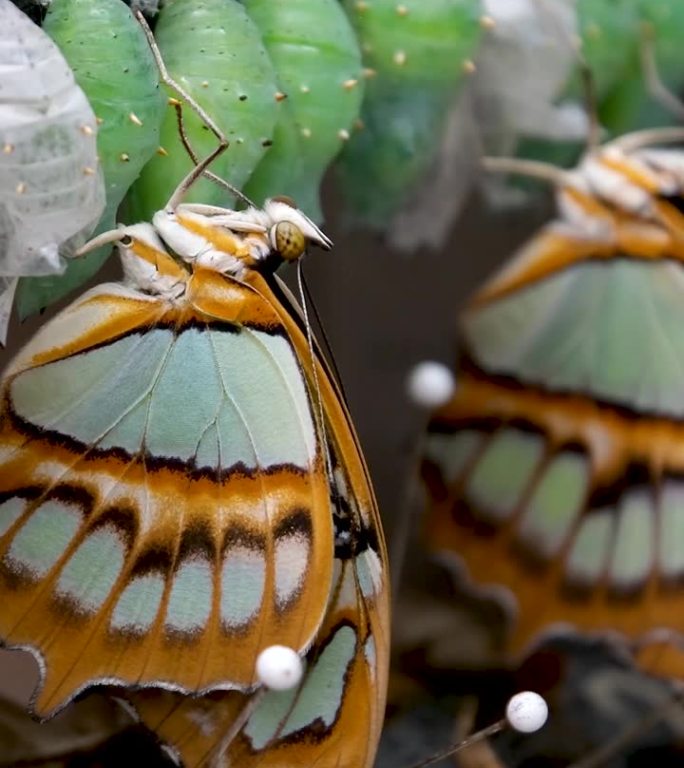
120 153 130 162
129 112 143 126
480 14 495 29
80 124 94 136
15 182 26 195
462 59 476 74
301 127 312 139
274 91 287 101
396 4 408 16
342 78 358 90
96 117 104 125
363 67 377 79
157 146 169 156
236 138 244 144
393 50 407 66
356 0 368 10
3 143 14 154
300 85 310 94
338 128 350 141
83 167 96 176
586 22 601 39
201 80 209 88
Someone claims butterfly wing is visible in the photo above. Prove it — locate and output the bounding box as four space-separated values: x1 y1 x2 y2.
120 268 389 768
0 257 336 716
423 200 684 672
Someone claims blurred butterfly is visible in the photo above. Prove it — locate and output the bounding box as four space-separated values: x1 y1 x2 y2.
0 16 389 766
422 125 684 679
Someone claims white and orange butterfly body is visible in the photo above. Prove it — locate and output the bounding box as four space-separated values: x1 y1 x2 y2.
0 197 389 766
424 129 684 678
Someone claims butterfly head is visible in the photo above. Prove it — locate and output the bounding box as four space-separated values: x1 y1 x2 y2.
262 196 333 261
572 129 684 219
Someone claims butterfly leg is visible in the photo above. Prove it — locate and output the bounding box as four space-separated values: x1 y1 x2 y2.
133 10 235 210
640 22 684 122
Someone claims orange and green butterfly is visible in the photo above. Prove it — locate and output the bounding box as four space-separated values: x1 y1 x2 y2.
422 124 684 679
0 14 389 767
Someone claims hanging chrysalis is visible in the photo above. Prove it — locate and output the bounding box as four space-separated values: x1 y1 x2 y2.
16 0 165 318
336 0 483 230
126 0 281 221
522 0 684 166
242 0 364 221
0 0 104 341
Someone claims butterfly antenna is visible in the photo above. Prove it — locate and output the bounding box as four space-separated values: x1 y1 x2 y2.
296 260 334 485
640 22 684 122
135 10 253 210
300 265 349 406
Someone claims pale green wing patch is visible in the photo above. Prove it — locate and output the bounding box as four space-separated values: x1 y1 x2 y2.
517 451 589 559
463 261 684 416
464 428 545 522
9 326 317 472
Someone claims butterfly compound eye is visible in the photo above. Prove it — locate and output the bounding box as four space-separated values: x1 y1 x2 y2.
274 220 306 261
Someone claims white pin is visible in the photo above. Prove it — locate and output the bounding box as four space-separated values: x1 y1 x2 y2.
256 645 304 691
505 691 549 733
406 361 456 408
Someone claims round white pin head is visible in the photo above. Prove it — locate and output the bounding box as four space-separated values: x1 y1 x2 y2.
505 691 548 733
406 360 456 408
256 645 304 691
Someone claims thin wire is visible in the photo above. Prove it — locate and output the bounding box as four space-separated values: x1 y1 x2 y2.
405 720 506 768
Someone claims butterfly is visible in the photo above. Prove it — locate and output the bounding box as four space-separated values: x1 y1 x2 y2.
0 36 389 764
422 126 684 679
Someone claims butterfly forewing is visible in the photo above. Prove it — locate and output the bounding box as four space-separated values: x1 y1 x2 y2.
0 255 336 715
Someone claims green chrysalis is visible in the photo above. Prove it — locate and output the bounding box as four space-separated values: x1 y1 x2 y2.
336 0 484 229
17 0 165 318
241 0 365 221
126 0 280 222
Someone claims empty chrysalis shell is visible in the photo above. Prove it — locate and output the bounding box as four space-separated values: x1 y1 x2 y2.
17 0 165 318
242 0 365 222
126 0 281 221
336 0 483 229
0 0 104 338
